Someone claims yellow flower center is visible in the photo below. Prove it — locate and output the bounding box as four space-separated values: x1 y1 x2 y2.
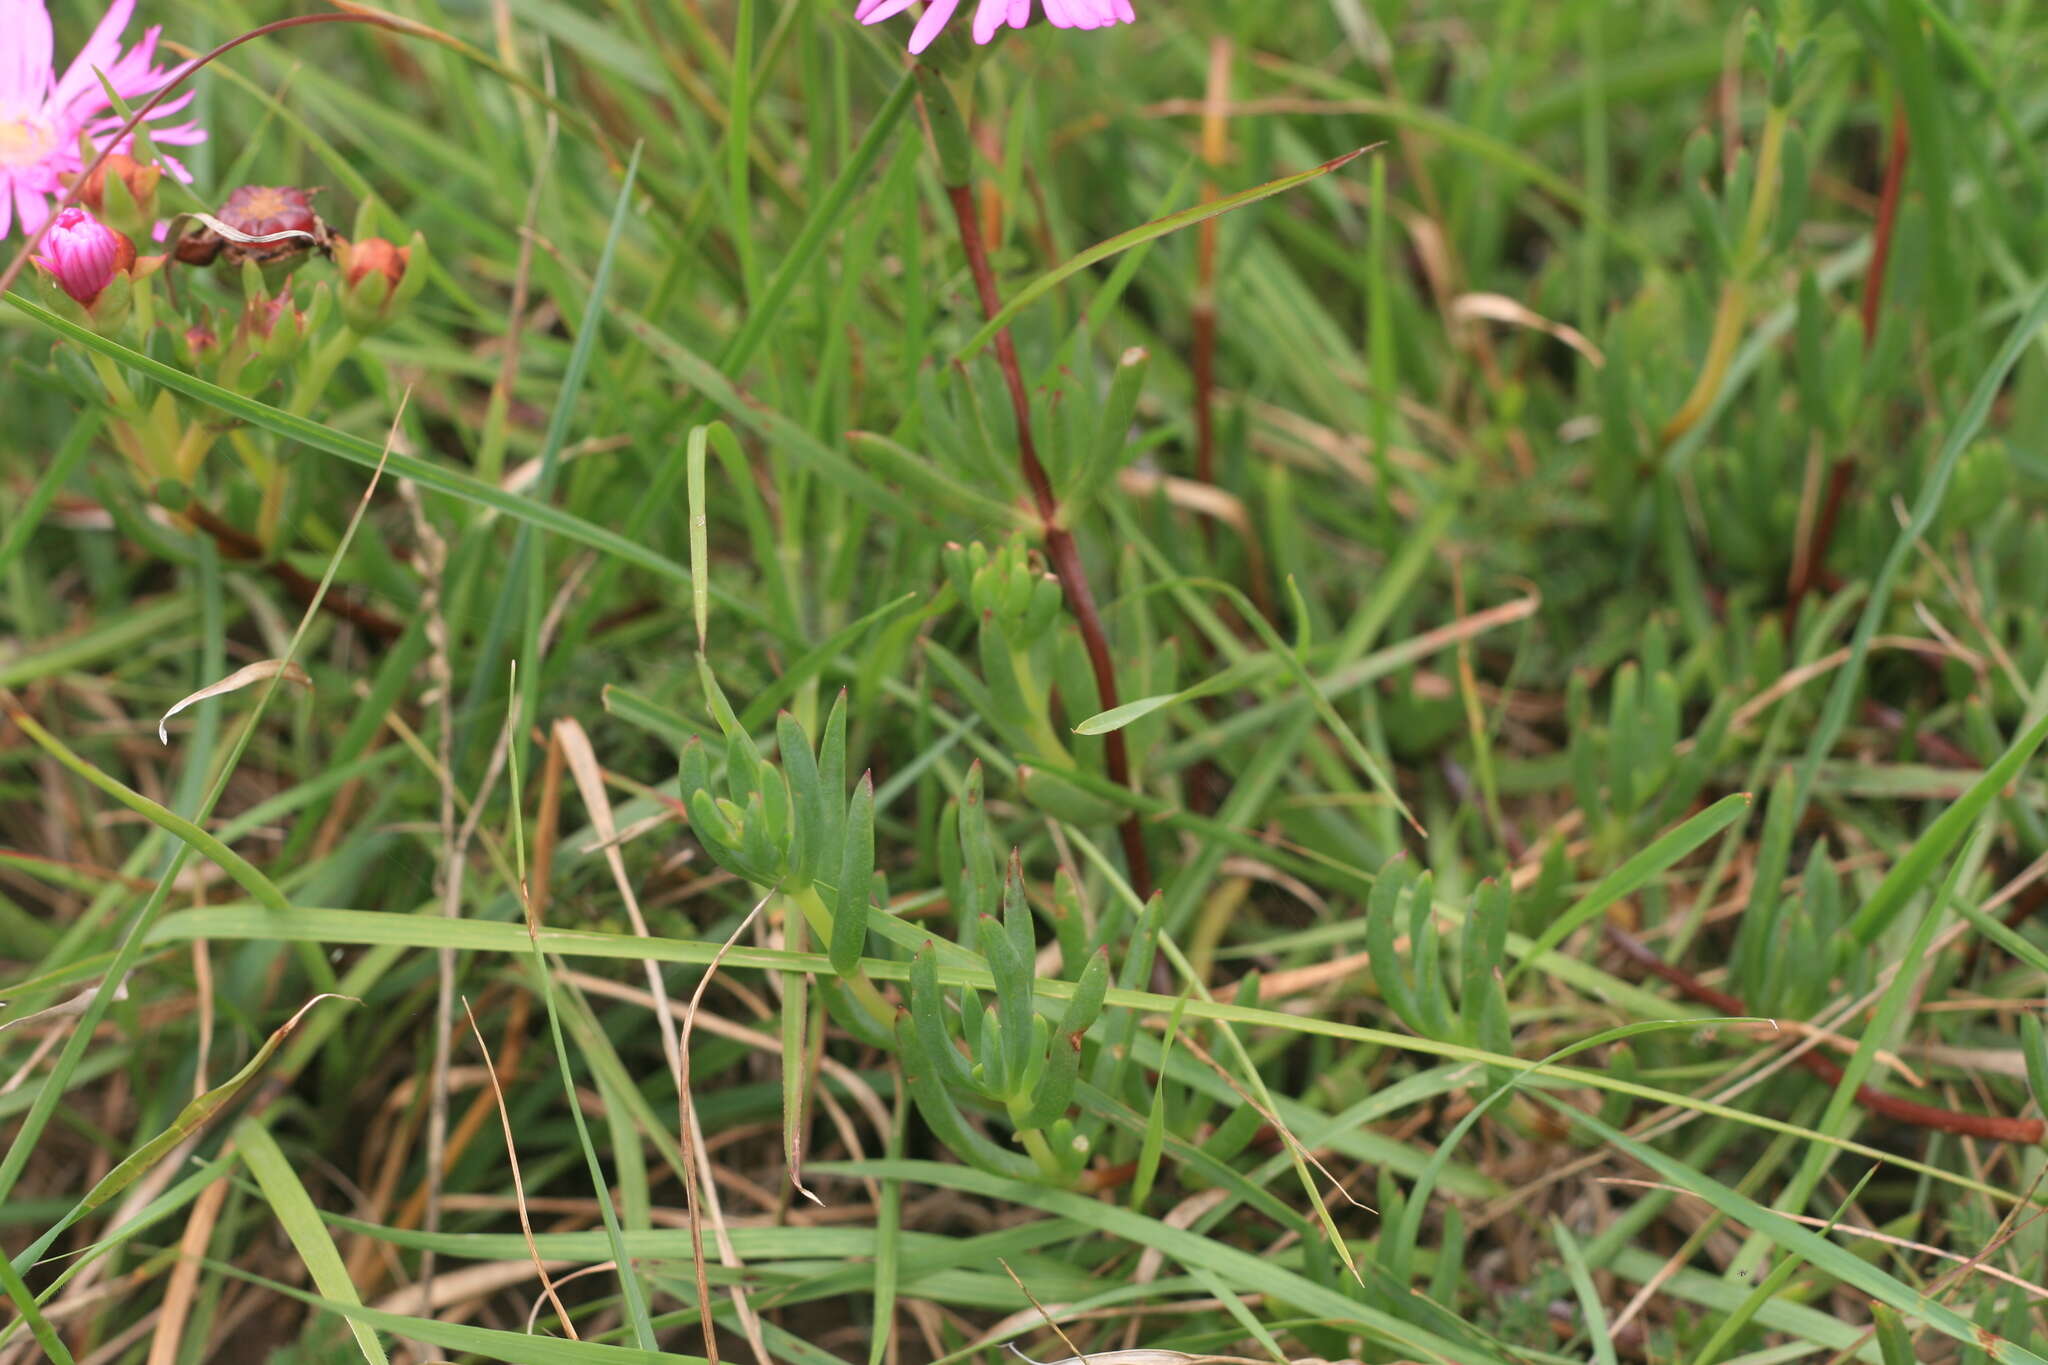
0 112 57 169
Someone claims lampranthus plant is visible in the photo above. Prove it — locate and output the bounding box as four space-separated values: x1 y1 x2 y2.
25 170 426 558
331 231 427 333
63 149 160 238
855 0 1134 54
30 203 130 305
66 150 157 213
11 1 2048 1360
0 0 206 237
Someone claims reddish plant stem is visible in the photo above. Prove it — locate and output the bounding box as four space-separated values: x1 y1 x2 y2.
1860 103 1912 347
1605 923 2043 1143
1190 305 1218 492
1191 38 1231 504
1785 455 1855 615
943 184 1152 899
1788 104 1910 623
1861 700 1977 769
185 501 403 642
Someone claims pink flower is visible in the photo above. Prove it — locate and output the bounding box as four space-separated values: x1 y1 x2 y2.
0 0 207 239
855 0 1134 55
31 203 128 303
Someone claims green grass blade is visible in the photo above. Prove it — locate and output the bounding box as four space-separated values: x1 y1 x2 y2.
5 706 293 914
235 1117 391 1365
955 149 1372 363
1510 793 1752 985
1848 710 2048 942
1545 1103 2048 1365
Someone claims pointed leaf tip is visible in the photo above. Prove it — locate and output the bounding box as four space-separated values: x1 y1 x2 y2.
158 659 311 745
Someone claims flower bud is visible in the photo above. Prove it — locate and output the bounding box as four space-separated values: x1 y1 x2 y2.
243 287 304 344
31 207 133 306
333 230 426 333
340 236 407 290
214 283 309 395
180 321 218 366
68 153 162 236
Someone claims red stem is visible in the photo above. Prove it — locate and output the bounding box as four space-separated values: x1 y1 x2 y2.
1606 924 2043 1143
1860 104 1911 347
1191 303 1218 492
1192 37 1230 501
943 184 1152 899
1785 455 1854 617
1789 104 1909 621
185 502 402 642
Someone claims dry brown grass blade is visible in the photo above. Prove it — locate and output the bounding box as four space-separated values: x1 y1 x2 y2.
1116 470 1273 618
523 1263 623 1332
998 1257 1091 1365
556 966 894 1139
143 1167 231 1365
1209 949 1373 1006
461 996 578 1338
675 890 776 1365
0 981 129 1038
527 724 568 924
1729 635 1963 731
189 941 212 1098
1449 292 1606 368
551 717 772 1365
346 992 524 1296
552 717 686 1071
367 1259 576 1317
156 660 311 745
416 549 584 1315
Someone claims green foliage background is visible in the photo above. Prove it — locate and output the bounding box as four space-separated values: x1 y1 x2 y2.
4 0 2048 1361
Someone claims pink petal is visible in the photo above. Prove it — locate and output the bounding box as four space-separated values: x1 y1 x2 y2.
83 89 201 139
146 149 192 185
57 30 173 130
860 0 1131 53
140 120 208 151
907 0 963 53
2 0 54 104
971 0 1006 43
13 178 49 238
50 0 138 111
